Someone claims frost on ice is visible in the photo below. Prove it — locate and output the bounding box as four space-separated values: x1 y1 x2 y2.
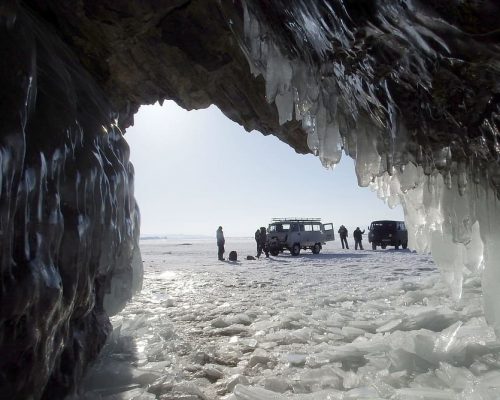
237 1 500 335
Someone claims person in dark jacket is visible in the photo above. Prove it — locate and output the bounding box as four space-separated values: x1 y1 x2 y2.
216 226 225 260
256 226 269 258
255 228 261 255
353 227 365 250
338 225 349 249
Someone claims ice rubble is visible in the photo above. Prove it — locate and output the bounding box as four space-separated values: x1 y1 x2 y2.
237 1 500 336
77 241 500 399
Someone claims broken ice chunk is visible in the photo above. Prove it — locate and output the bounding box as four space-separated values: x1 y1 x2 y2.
248 348 272 368
225 374 250 393
262 377 291 393
286 353 307 367
393 387 455 399
376 318 403 333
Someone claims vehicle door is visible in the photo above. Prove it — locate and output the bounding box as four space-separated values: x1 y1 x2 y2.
287 223 300 246
398 222 408 242
302 224 315 246
322 223 335 241
382 222 396 244
311 223 322 244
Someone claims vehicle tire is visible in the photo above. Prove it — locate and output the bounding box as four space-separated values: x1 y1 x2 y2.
381 245 386 249
312 243 321 254
291 243 301 256
372 243 377 250
402 242 408 249
270 248 280 256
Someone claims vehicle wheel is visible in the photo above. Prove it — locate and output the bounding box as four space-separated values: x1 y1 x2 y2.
402 242 408 249
270 248 280 256
372 243 377 250
291 243 301 256
312 243 321 254
381 245 386 249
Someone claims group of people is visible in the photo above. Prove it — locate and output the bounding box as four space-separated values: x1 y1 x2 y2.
338 225 365 250
217 224 367 260
216 226 270 261
254 227 269 258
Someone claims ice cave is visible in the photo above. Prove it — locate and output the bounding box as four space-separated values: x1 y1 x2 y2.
1 1 500 399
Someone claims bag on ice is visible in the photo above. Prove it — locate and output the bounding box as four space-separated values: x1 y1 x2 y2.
229 251 237 261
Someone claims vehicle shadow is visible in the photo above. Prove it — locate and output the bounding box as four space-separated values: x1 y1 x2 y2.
278 252 369 260
376 248 413 253
263 257 293 264
225 260 242 265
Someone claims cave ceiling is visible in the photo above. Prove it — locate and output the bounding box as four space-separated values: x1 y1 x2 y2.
24 0 500 180
25 0 310 153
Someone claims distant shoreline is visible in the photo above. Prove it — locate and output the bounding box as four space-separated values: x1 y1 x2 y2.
140 235 252 240
140 236 169 240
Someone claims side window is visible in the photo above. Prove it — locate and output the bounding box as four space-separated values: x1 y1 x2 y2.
304 224 313 232
312 224 321 231
323 223 333 231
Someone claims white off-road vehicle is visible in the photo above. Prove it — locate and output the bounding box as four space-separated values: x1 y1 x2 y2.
266 218 335 256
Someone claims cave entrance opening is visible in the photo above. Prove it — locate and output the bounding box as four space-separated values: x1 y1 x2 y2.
74 102 458 400
124 100 404 241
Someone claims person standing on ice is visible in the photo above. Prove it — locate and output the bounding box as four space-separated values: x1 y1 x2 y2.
338 225 349 249
353 227 365 250
256 226 269 258
216 226 225 261
255 228 261 255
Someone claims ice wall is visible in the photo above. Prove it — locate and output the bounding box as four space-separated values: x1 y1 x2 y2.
237 1 500 334
0 6 141 399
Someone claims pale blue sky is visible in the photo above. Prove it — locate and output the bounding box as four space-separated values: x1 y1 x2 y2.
125 101 403 237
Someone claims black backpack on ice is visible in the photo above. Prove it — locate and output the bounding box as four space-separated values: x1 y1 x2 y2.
228 251 237 261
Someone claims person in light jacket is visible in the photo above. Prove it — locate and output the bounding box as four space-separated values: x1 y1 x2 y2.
216 226 225 261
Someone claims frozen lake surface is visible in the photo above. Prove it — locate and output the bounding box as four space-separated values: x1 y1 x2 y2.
75 238 500 399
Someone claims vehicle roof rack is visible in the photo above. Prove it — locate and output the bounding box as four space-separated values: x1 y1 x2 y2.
270 217 322 222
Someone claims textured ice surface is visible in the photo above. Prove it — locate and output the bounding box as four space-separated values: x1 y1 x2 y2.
75 239 500 399
237 0 500 336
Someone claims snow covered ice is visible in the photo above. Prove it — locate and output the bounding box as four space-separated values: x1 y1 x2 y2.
74 238 500 399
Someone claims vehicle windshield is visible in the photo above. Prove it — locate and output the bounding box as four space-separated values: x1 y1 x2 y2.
371 222 396 231
268 223 290 233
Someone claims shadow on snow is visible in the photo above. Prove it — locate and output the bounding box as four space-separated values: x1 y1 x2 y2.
275 252 369 260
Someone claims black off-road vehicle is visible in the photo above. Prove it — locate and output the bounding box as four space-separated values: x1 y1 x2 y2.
368 220 408 250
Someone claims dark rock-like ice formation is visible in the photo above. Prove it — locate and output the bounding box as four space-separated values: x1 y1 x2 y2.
1 0 500 398
0 4 141 399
